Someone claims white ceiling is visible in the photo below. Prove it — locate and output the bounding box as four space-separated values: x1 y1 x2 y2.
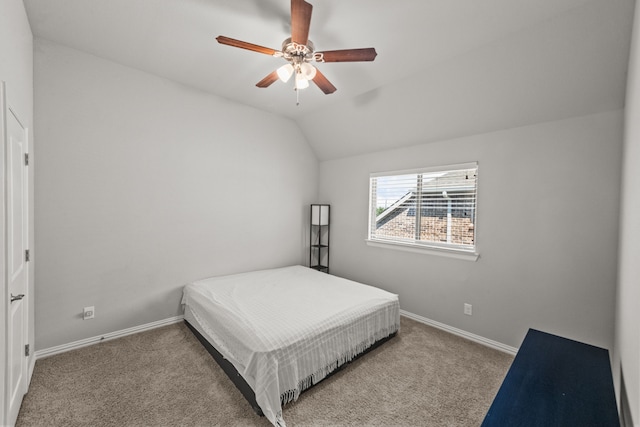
23 0 635 160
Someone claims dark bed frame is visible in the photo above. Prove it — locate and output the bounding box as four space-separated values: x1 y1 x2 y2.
185 320 397 416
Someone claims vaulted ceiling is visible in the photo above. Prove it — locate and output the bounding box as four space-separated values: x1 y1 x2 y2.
24 0 635 160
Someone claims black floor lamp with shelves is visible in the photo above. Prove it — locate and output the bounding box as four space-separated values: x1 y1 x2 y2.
309 204 330 273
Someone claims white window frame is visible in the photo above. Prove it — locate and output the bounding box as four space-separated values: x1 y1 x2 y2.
366 162 479 261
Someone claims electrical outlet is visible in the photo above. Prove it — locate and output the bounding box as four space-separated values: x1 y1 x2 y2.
83 306 95 320
464 303 472 316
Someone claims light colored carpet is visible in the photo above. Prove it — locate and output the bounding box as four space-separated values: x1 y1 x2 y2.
16 316 513 426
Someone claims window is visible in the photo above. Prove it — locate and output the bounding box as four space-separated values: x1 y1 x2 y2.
368 162 478 259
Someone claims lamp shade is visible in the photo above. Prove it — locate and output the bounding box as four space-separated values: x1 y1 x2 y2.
300 62 317 80
295 73 310 89
277 64 294 82
311 204 329 225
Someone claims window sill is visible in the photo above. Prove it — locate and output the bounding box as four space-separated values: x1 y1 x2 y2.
365 239 479 261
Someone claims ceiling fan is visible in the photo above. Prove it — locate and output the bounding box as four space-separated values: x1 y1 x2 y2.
216 0 377 101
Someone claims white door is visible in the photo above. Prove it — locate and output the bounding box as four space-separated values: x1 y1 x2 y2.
4 86 28 426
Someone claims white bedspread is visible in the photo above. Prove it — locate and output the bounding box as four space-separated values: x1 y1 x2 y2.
181 265 400 427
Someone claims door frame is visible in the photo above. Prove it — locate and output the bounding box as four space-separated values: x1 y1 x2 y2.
0 79 7 427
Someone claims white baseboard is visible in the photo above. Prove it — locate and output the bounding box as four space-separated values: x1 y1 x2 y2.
35 315 184 360
34 312 514 360
400 310 518 355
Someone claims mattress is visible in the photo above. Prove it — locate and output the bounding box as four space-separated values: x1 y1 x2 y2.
181 265 400 427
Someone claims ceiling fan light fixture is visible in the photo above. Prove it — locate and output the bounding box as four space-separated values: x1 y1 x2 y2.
295 72 310 89
300 62 317 80
216 0 376 99
277 63 294 82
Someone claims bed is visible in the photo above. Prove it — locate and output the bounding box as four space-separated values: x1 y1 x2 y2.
181 265 400 427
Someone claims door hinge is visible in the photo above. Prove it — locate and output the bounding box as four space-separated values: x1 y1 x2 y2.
25 344 30 357
25 249 30 262
25 153 29 166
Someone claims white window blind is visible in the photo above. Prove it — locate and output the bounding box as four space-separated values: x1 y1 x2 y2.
368 163 478 252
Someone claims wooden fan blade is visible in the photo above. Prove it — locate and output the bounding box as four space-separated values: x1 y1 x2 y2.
312 69 337 94
316 48 378 63
216 36 278 56
291 0 313 46
256 70 280 88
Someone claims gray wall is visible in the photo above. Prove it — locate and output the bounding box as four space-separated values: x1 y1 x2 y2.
319 110 622 351
33 39 319 350
0 0 35 407
615 1 640 424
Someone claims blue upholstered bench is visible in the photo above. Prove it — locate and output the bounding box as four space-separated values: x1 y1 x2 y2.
482 329 619 427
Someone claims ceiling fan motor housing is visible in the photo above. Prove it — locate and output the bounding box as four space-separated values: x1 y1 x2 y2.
279 38 324 63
